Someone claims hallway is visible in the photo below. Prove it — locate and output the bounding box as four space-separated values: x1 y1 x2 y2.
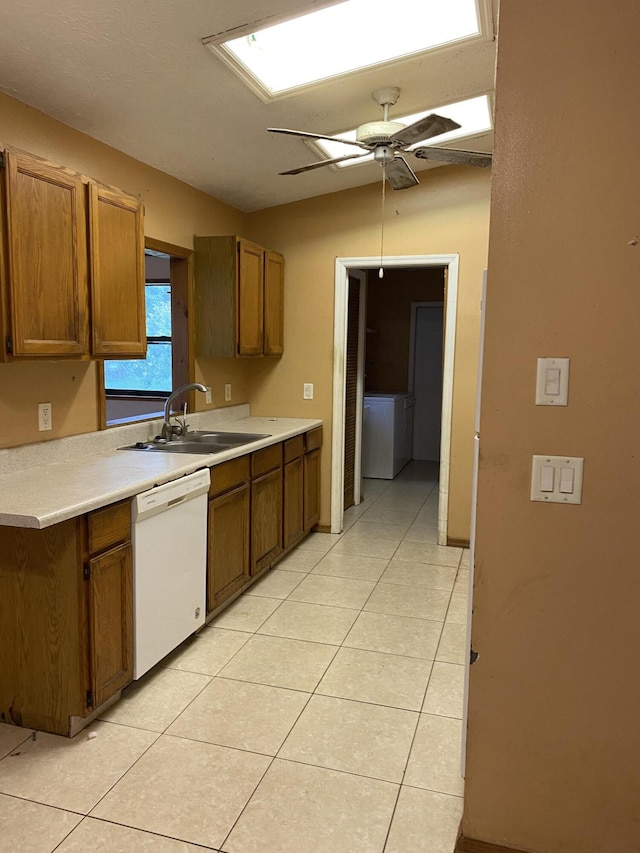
0 461 469 852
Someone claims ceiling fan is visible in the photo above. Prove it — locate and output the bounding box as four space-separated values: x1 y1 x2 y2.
268 86 492 190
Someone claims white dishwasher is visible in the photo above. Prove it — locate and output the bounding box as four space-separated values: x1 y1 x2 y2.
131 468 210 679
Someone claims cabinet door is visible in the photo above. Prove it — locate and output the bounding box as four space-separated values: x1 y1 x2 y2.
0 519 87 734
304 449 321 532
4 151 89 356
87 542 133 709
251 467 283 575
284 457 304 551
207 483 250 612
237 239 264 356
89 182 146 357
264 250 284 356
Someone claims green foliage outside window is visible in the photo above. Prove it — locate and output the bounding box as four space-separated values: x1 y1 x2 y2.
105 284 172 394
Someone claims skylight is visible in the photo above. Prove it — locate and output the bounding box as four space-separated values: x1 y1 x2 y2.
209 0 480 98
312 95 492 167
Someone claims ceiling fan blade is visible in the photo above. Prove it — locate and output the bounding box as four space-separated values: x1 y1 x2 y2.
279 152 371 175
389 113 461 147
384 156 419 190
413 146 492 167
268 127 370 150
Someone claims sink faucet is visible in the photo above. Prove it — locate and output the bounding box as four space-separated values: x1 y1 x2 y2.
161 383 208 441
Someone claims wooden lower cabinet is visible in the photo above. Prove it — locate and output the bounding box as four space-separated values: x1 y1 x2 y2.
303 426 323 533
283 440 305 552
207 483 250 612
0 500 133 736
251 466 283 575
87 541 133 709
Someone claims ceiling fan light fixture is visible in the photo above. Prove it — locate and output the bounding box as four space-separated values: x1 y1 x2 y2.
357 121 405 145
373 145 395 164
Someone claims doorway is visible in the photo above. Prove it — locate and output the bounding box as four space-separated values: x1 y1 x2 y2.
331 254 459 543
409 303 445 462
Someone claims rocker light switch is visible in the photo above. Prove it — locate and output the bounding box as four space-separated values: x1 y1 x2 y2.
540 466 555 492
559 467 575 494
536 358 570 406
531 455 584 504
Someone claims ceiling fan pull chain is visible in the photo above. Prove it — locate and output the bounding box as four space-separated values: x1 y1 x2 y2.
379 164 386 279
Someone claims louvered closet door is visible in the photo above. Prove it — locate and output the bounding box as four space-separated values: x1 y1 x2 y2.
343 276 360 511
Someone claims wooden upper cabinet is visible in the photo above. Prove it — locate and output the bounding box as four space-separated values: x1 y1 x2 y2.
3 150 89 357
194 235 284 358
264 250 284 356
0 148 145 361
89 182 146 358
237 239 265 356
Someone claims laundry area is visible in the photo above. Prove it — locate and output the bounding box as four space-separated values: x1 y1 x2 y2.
360 267 445 483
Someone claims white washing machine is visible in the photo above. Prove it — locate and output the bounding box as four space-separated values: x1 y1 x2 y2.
362 393 415 479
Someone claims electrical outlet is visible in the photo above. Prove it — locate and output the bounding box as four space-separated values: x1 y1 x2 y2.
303 383 314 400
224 383 231 402
205 388 212 404
38 402 52 431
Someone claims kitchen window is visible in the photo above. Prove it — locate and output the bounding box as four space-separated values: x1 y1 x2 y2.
104 282 173 396
102 243 190 427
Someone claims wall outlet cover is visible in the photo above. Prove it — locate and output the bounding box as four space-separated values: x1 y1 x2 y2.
38 402 52 431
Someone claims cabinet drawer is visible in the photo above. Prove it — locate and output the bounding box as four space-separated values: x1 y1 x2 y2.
209 456 251 498
88 500 130 555
251 443 283 478
284 435 304 464
305 427 323 452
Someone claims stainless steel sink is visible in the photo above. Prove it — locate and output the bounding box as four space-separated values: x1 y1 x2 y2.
119 431 270 455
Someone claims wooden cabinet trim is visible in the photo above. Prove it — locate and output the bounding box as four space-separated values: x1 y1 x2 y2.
305 426 323 452
87 500 131 554
209 456 251 498
251 442 283 478
284 435 304 464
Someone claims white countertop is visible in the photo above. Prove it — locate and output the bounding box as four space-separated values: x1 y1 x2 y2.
0 414 322 529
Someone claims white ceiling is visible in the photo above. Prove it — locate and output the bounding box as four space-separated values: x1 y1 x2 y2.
0 0 498 212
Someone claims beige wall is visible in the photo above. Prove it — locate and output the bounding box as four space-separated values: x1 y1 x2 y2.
0 91 491 539
365 268 444 393
248 169 490 538
465 2 640 851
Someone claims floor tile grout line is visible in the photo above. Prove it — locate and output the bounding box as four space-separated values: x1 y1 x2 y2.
0 790 86 817
50 813 220 852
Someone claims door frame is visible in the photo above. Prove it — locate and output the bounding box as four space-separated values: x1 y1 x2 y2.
349 270 367 508
331 254 459 543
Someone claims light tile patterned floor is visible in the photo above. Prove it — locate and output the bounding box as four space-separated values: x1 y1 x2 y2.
0 461 468 852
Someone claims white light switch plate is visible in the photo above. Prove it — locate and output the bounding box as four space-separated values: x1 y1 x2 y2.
303 383 313 400
224 384 231 402
531 455 584 504
536 357 570 406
